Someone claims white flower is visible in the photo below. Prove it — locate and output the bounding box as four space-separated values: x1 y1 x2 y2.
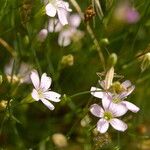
90 103 127 133
30 70 61 110
91 80 139 113
48 18 63 33
45 0 72 26
4 59 32 84
58 14 83 47
91 80 135 99
102 93 140 113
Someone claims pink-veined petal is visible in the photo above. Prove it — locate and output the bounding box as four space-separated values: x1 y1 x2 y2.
43 91 61 102
120 85 135 99
40 98 55 110
97 118 109 133
90 104 104 118
57 8 68 25
109 102 128 117
90 87 103 99
40 73 52 91
110 118 127 132
31 89 39 101
122 101 140 113
45 3 57 17
30 70 40 89
102 93 112 110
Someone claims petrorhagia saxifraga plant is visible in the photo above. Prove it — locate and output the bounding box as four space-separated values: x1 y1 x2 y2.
90 67 139 133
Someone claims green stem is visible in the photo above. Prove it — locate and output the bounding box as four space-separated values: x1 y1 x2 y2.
70 90 102 99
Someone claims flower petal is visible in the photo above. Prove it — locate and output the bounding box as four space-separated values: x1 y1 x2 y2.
48 19 62 32
40 73 52 91
90 104 104 118
58 30 71 47
121 80 131 89
120 85 135 99
40 98 55 110
109 102 128 117
31 89 39 101
110 118 127 132
45 3 57 17
57 8 68 25
69 14 81 27
43 91 61 102
102 93 112 110
97 118 109 133
122 101 140 113
90 87 103 99
30 70 40 89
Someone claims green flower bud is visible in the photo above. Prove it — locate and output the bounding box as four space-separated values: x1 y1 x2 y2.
100 38 109 45
141 53 150 72
0 100 8 111
107 53 117 68
0 75 2 85
61 54 74 67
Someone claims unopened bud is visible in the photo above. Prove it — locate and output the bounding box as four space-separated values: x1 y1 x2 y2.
141 53 150 72
0 75 2 85
107 53 117 68
100 38 109 45
37 29 48 42
61 54 74 67
52 133 68 148
23 35 29 45
0 100 8 111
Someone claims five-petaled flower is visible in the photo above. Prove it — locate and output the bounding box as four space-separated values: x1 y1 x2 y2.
45 0 72 26
91 80 139 113
30 70 61 110
90 103 128 133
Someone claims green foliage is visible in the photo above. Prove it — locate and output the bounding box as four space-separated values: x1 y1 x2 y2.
0 0 150 149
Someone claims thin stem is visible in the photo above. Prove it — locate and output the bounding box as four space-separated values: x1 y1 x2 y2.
70 90 102 99
70 0 106 71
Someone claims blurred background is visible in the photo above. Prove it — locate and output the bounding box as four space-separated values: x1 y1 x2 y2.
0 0 150 149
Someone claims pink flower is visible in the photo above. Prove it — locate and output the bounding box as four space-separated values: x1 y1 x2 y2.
30 70 61 110
90 103 127 133
91 80 139 113
37 29 48 42
114 2 140 24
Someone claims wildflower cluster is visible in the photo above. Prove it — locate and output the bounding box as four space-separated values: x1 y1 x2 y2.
38 0 84 47
90 68 139 133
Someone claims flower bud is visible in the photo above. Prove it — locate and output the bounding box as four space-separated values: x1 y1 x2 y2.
0 75 2 85
0 100 8 111
61 54 74 67
37 29 48 42
100 38 109 45
141 53 150 72
107 53 117 68
52 133 68 148
23 35 29 45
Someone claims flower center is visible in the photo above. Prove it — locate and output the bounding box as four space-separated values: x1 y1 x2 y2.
111 81 125 94
37 89 44 98
103 112 113 120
